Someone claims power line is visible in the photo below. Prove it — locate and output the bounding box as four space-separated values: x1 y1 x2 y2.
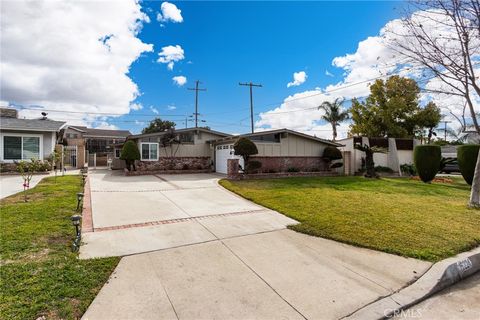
16 106 188 117
239 82 262 133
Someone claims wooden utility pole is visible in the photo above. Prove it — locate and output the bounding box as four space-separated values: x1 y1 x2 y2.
188 80 206 128
239 82 262 133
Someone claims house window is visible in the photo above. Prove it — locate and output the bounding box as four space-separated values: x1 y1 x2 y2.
141 143 158 161
114 148 121 158
3 135 40 160
250 133 280 143
179 132 194 143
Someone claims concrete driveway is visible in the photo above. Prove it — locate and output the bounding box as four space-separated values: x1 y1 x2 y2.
81 170 431 320
80 170 296 258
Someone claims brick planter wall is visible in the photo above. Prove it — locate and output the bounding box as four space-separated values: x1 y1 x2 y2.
136 157 212 172
232 171 339 180
250 156 329 173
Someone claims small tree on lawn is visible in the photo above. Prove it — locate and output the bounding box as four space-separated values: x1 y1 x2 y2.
354 144 387 178
17 159 40 202
120 140 140 171
49 150 61 183
233 137 258 170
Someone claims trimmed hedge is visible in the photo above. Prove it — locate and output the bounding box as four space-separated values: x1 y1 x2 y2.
457 144 480 185
234 137 258 161
414 145 441 183
120 140 140 171
323 146 343 161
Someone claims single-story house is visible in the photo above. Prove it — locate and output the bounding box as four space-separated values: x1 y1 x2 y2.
128 127 232 172
0 108 66 164
337 136 420 175
128 127 342 174
210 129 342 174
62 126 131 167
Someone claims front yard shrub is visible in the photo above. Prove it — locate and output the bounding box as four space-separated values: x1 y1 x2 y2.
234 138 258 163
414 145 441 183
400 163 416 176
182 163 190 170
246 160 262 173
120 140 140 171
374 165 394 173
457 144 480 185
287 167 300 172
322 146 343 161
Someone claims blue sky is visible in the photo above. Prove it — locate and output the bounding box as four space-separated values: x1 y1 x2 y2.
2 0 409 137
122 1 404 134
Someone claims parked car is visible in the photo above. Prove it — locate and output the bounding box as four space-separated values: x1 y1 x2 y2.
440 158 460 174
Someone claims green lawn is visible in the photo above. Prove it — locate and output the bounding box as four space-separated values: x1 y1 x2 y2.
0 175 119 320
220 176 480 262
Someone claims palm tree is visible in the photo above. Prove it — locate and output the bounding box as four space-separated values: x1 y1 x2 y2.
318 98 349 141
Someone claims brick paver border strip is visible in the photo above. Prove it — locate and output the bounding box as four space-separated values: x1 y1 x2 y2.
93 209 269 232
81 175 94 233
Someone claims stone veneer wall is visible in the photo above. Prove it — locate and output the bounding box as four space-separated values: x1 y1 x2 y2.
250 156 329 173
136 156 212 172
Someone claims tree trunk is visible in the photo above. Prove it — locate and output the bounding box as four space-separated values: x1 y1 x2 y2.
469 148 480 207
364 150 378 178
332 123 337 142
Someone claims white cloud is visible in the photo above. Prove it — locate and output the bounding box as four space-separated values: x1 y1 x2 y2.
1 0 153 124
150 106 159 114
95 121 119 130
257 10 478 140
172 75 187 86
135 120 145 125
157 45 185 70
167 105 176 110
287 71 307 88
130 103 143 111
157 2 183 23
325 70 334 77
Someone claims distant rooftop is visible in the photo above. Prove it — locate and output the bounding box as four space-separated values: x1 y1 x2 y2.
130 127 232 139
69 126 131 138
0 117 66 132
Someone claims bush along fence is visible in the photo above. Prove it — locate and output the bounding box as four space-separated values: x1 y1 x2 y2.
226 158 338 180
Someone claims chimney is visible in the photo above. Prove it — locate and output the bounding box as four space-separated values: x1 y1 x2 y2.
0 108 18 118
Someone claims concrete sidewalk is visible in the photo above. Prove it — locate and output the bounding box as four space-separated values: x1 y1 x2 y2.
0 169 80 199
82 230 430 320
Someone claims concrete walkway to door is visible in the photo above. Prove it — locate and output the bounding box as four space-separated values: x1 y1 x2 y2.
81 170 431 320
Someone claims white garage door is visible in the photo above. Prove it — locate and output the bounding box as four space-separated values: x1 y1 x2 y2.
215 144 244 174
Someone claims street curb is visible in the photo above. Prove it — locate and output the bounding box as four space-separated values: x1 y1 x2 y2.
344 247 480 320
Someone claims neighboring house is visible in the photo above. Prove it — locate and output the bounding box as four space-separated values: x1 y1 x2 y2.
0 108 66 164
129 127 231 171
63 126 131 167
210 129 342 174
338 136 419 175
